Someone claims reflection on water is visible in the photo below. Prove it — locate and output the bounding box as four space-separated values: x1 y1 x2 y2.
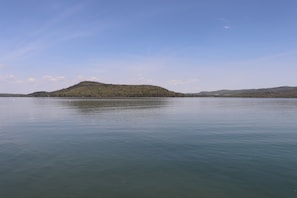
59 98 169 113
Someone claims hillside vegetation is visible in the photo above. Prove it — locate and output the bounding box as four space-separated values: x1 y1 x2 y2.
29 81 184 97
0 94 26 97
193 86 297 98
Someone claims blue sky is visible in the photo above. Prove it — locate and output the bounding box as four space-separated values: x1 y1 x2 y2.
1 0 297 93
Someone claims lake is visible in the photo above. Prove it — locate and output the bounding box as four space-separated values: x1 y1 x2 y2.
0 97 297 198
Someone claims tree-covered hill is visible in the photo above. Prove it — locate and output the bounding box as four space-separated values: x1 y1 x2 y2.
29 81 184 97
192 86 297 98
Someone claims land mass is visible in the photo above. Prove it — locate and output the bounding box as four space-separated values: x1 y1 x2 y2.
0 93 26 97
2 81 297 98
192 86 297 98
29 81 184 97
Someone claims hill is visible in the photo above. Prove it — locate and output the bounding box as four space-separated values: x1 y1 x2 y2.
29 81 184 97
0 93 26 97
192 86 297 98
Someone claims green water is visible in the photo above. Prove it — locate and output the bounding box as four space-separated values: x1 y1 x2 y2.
1 98 297 197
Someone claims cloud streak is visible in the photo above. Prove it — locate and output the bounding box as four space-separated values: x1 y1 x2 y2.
0 2 89 62
30 3 85 37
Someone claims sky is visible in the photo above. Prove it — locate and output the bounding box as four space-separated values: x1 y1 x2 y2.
0 0 297 94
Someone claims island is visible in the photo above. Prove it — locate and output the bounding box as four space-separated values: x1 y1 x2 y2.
29 81 184 97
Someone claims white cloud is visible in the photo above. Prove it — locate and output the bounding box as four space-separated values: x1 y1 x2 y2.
0 74 15 81
0 75 66 85
27 77 37 83
77 75 99 82
43 75 65 82
219 18 231 30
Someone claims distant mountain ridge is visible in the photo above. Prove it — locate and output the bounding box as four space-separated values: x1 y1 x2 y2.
29 81 184 97
193 86 297 98
0 93 26 97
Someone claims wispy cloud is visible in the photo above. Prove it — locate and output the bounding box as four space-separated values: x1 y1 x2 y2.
0 74 71 93
0 74 16 81
0 74 67 84
0 3 88 61
27 77 37 83
1 41 46 61
223 25 231 30
29 3 85 37
43 75 65 82
219 18 231 30
0 75 37 84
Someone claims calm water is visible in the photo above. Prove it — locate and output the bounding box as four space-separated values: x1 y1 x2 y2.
1 97 297 198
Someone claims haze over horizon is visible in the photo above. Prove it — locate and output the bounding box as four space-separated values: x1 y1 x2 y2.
1 0 297 94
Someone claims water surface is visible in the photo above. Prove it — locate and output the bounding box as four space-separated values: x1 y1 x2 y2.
1 98 297 197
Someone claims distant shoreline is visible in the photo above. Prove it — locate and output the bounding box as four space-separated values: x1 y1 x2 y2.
2 81 297 98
